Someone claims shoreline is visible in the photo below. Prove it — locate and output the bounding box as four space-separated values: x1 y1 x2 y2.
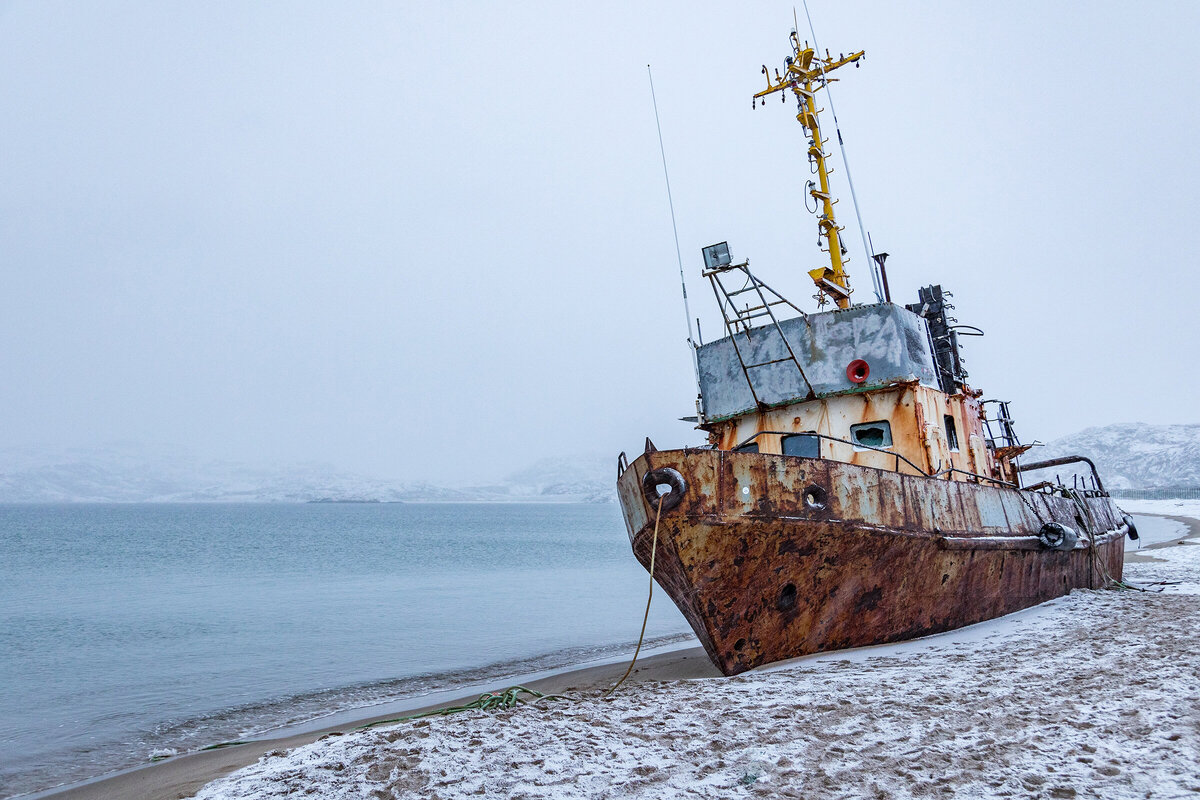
28 510 1200 800
30 642 719 800
1124 513 1199 561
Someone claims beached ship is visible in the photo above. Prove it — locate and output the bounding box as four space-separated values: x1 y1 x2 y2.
616 30 1134 676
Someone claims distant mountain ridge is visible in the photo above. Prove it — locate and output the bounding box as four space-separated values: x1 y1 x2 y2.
0 445 616 504
1022 423 1200 491
2 424 1196 502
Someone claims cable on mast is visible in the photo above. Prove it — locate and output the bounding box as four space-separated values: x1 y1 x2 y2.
801 1 883 304
648 65 703 414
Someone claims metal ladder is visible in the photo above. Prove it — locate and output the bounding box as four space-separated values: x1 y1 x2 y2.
982 400 1020 449
704 260 815 409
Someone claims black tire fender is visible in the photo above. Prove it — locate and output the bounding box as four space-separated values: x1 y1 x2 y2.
1038 522 1078 551
641 468 687 514
1123 514 1139 541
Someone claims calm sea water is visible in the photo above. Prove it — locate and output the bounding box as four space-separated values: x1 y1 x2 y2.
0 503 691 798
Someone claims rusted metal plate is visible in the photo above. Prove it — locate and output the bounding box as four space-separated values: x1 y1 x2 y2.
939 535 1043 550
973 487 1010 531
616 448 1128 676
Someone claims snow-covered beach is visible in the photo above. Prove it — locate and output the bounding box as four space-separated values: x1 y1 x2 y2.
178 507 1200 800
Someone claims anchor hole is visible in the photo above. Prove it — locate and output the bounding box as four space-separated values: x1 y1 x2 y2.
777 583 797 611
803 486 827 509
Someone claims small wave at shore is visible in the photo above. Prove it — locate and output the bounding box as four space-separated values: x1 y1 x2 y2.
152 632 696 747
9 633 695 800
2 502 691 798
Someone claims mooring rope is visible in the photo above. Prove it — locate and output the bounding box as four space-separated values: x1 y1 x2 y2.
354 686 563 731
1018 484 1164 592
191 686 565 755
1072 490 1110 589
1066 489 1159 592
604 493 667 698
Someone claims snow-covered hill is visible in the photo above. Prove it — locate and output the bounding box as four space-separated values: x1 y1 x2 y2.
1022 423 1200 490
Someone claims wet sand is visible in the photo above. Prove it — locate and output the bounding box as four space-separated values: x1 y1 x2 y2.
37 646 719 800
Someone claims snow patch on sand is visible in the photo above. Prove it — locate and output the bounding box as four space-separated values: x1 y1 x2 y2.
193 531 1200 800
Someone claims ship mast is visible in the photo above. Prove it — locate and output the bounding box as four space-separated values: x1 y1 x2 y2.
753 33 863 309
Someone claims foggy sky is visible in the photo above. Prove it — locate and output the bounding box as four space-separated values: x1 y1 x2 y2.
2 1 1198 483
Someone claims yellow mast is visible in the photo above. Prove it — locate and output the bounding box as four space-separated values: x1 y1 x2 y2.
754 33 863 309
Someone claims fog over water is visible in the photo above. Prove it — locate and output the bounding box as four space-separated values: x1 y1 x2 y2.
2 1 1198 483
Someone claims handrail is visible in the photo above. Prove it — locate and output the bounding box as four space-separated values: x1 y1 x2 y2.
934 466 1017 490
732 430 1017 489
1016 455 1106 494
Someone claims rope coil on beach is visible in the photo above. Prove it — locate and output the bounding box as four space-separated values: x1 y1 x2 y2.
354 686 563 731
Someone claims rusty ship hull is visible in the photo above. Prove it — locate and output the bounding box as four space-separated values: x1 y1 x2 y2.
617 448 1126 676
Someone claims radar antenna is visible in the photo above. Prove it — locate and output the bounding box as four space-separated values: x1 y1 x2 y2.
753 32 863 309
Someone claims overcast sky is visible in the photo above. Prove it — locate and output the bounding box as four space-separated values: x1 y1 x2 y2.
2 1 1198 483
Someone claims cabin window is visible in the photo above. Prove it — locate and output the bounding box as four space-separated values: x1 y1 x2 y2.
734 442 759 454
782 433 820 458
944 415 960 451
850 421 892 449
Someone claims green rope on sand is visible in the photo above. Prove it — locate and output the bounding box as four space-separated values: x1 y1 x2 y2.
354 686 563 731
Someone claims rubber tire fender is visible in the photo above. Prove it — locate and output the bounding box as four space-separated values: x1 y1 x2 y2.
641 468 687 514
1038 521 1078 551
1123 514 1139 541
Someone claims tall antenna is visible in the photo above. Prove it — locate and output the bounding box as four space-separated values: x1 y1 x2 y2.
648 65 703 406
801 1 884 303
